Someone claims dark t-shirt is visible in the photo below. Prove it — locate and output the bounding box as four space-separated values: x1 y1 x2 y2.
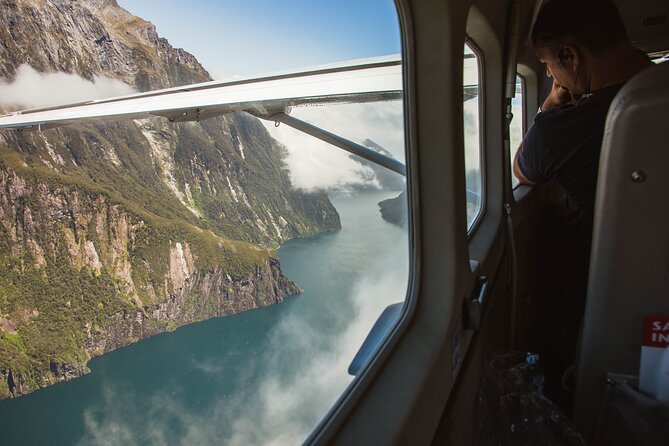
517 83 623 218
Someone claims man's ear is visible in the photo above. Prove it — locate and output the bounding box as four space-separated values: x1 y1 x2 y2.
559 44 580 72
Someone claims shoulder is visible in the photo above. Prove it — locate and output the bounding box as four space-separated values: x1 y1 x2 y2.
536 103 576 125
524 106 566 154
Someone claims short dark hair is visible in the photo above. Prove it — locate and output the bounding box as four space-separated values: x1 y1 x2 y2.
531 0 628 55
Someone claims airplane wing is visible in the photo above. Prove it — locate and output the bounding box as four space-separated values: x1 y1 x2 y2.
0 56 404 131
0 55 479 176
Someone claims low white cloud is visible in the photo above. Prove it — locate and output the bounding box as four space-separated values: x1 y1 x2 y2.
78 385 138 446
263 99 481 194
202 65 232 82
0 64 136 111
262 102 404 192
463 97 481 178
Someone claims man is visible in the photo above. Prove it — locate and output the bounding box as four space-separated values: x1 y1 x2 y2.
513 0 651 409
514 0 651 223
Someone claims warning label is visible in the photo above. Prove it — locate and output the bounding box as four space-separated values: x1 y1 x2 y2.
642 315 669 348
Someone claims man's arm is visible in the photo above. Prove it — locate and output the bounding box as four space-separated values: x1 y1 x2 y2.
513 79 573 186
513 143 537 186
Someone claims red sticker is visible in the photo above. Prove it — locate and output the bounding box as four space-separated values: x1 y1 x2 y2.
643 315 669 347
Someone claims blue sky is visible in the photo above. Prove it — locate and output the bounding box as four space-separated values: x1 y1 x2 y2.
117 0 401 79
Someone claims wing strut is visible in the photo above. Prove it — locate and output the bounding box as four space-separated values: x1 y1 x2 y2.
260 112 406 177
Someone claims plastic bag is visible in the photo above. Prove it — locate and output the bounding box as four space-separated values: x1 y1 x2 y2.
474 351 585 446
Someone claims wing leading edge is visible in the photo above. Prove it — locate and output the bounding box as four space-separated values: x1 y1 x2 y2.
0 58 404 131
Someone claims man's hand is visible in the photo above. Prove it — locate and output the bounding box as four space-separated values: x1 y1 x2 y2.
541 79 572 111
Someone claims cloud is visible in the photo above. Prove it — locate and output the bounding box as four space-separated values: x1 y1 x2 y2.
0 64 136 111
464 96 482 192
463 96 481 174
78 385 139 446
263 99 481 194
262 102 404 192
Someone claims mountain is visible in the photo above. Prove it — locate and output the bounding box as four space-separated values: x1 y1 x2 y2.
378 190 407 227
0 0 340 399
350 139 406 227
357 139 406 192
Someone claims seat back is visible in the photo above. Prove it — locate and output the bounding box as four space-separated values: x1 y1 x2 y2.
574 61 669 440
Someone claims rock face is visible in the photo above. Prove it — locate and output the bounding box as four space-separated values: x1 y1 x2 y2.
0 0 207 88
354 140 406 227
358 139 406 192
378 190 407 227
0 0 339 399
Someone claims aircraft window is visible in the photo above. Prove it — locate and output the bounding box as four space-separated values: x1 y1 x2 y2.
464 42 483 228
510 75 525 188
0 1 408 445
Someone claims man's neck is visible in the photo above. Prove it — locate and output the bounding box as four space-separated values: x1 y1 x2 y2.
586 43 652 92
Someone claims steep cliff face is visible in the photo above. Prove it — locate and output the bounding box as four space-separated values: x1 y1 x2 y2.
0 0 339 398
0 160 300 398
0 0 207 89
378 190 407 227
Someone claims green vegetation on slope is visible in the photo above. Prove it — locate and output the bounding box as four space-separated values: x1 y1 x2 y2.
0 143 276 396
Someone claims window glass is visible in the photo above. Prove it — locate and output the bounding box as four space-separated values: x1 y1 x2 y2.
464 43 482 228
0 1 408 444
510 75 525 188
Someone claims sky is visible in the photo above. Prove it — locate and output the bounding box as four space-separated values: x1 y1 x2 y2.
116 0 401 79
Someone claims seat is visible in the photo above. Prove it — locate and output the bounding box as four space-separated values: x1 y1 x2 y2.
573 61 669 441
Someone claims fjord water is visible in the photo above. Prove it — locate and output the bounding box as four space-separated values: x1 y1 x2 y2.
0 191 408 445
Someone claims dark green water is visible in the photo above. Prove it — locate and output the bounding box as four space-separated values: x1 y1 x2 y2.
0 191 408 446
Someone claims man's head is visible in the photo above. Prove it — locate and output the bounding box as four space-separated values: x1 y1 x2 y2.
531 0 629 94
